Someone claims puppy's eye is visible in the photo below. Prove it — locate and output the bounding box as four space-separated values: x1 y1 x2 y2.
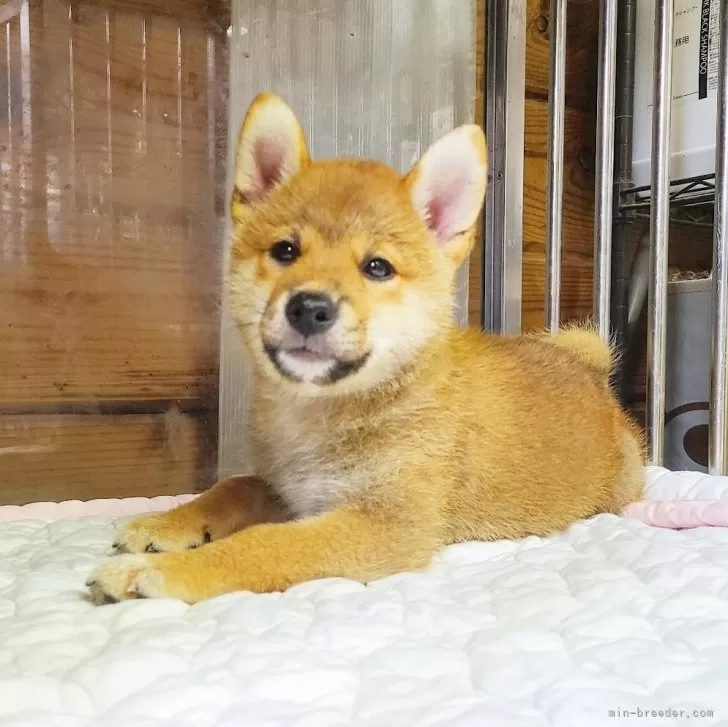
362 257 395 281
270 238 300 265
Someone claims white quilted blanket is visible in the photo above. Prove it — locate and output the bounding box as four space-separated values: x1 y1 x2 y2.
2 469 728 727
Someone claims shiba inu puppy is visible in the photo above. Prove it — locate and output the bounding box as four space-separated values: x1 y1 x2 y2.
87 93 645 605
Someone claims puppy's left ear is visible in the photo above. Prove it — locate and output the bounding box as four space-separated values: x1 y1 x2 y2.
405 125 487 266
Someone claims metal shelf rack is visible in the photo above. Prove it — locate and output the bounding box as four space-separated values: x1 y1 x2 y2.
479 0 728 475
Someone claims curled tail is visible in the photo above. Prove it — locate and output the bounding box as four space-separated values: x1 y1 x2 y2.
531 323 616 378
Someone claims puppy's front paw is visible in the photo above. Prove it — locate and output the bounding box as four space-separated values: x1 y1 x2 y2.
86 554 168 604
113 513 212 555
87 552 212 605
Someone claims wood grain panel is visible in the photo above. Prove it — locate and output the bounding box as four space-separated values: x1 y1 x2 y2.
521 94 595 330
0 411 217 504
85 0 229 27
0 0 226 407
524 0 598 111
0 0 228 504
468 0 597 329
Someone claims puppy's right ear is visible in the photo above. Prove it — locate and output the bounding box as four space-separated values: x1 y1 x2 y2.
231 93 309 221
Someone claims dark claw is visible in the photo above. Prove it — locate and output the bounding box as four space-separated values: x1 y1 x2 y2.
145 543 160 553
189 529 212 550
86 580 118 605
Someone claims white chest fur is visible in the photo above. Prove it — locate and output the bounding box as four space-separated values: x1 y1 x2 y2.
273 471 352 519
252 399 371 520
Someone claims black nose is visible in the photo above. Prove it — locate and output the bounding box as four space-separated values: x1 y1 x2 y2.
285 291 337 337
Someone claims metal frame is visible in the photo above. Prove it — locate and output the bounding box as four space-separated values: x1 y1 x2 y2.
544 0 567 332
593 0 619 341
480 0 526 335
709 0 728 475
610 0 637 404
645 0 674 466
480 0 728 473
623 174 717 212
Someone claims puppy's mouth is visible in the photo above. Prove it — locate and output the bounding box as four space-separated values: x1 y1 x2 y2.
263 342 369 385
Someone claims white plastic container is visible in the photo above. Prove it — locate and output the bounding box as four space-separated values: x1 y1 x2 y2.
665 278 712 472
632 0 721 187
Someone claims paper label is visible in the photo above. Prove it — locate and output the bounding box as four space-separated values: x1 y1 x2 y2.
672 0 721 103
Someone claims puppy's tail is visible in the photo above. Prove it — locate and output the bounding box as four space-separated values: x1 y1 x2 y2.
532 323 616 378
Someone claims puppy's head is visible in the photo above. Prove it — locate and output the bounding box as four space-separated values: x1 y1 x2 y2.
228 92 487 396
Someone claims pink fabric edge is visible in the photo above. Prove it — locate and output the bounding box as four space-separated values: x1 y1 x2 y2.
621 499 728 529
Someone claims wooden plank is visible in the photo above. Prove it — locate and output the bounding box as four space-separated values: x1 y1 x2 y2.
521 93 595 329
468 0 598 329
522 98 595 257
0 411 217 504
524 0 599 111
1 254 221 406
82 0 230 28
0 1 225 407
521 247 593 330
469 97 596 328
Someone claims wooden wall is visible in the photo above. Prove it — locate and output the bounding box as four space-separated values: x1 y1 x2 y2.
469 0 599 331
0 0 229 503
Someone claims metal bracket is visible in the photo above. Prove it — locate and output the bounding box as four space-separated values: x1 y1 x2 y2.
480 0 526 334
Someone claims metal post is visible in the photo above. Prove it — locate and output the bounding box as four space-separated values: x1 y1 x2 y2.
593 0 618 341
646 0 674 467
709 0 728 475
481 0 526 335
545 0 567 332
610 0 637 404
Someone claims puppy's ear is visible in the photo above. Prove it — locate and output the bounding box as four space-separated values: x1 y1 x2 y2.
231 93 309 221
405 125 487 266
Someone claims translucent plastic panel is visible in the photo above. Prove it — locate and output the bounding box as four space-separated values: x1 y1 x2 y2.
218 0 476 476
